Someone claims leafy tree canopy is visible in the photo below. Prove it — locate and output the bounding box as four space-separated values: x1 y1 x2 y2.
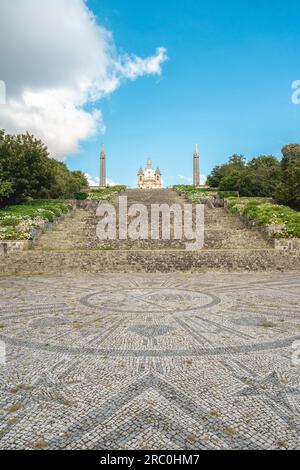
207 147 300 207
0 130 88 206
276 144 300 207
207 154 282 198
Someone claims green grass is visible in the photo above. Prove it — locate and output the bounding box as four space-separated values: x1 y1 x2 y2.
173 185 239 202
218 190 239 198
173 185 219 202
97 245 116 250
173 185 218 194
258 321 278 328
87 185 126 200
0 229 31 240
0 216 20 227
0 200 72 240
227 198 300 238
7 403 22 413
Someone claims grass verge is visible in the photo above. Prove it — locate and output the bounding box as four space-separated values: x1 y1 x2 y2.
227 197 300 238
0 200 73 240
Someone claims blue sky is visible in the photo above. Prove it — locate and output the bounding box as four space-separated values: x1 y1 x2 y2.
64 0 300 187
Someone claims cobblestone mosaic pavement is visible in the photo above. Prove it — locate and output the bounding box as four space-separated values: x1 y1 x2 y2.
0 272 300 450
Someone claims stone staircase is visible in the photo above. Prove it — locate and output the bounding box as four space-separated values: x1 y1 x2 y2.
1 189 299 274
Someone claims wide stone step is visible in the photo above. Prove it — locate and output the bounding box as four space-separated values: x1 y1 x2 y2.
94 237 271 250
35 229 271 251
1 249 299 274
3 190 295 273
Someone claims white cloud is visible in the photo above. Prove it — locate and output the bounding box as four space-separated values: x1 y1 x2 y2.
0 0 167 159
85 173 99 187
107 178 120 187
200 175 207 185
85 173 119 187
1 90 103 158
115 47 167 80
172 174 207 185
177 174 193 184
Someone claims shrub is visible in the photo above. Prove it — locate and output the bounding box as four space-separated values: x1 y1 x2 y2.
227 198 300 238
87 186 126 201
173 185 218 194
0 229 32 241
107 185 126 192
218 191 239 198
0 200 72 240
0 216 20 227
75 192 88 200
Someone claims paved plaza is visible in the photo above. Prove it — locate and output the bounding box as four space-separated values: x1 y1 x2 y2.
0 272 300 450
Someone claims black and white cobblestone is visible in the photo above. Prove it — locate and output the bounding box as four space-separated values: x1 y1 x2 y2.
0 272 300 450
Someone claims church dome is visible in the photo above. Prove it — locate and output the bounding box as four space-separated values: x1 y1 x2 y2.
137 159 162 189
146 159 153 169
144 168 155 178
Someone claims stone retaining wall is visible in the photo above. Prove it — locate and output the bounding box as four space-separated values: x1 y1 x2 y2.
224 202 300 253
0 204 76 257
76 200 102 210
273 238 300 253
0 240 32 256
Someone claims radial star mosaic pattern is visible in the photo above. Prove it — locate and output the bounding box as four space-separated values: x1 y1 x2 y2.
0 272 300 449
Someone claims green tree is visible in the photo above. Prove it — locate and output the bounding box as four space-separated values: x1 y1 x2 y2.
243 156 282 197
206 154 246 188
0 180 13 205
0 131 54 202
276 144 300 207
48 163 87 199
207 154 281 197
281 144 300 172
69 171 88 195
0 129 88 205
206 165 226 188
219 171 244 192
228 154 246 168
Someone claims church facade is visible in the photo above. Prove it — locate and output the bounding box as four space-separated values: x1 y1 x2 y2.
137 160 162 189
96 144 200 190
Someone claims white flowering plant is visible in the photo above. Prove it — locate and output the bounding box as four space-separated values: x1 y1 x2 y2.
0 200 72 240
227 198 300 238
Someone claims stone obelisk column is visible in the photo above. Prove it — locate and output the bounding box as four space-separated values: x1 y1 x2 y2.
100 144 106 187
193 144 200 187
